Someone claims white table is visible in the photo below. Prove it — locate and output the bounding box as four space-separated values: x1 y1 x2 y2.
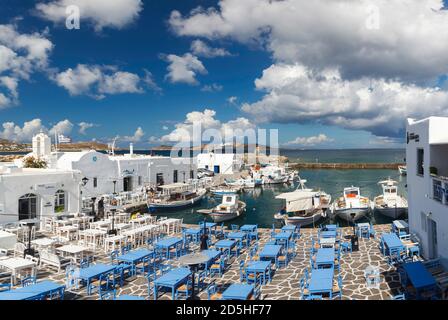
0 258 36 284
0 230 17 250
104 235 126 252
57 225 79 240
31 238 57 248
57 245 88 262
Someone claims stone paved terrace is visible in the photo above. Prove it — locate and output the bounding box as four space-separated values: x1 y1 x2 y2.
19 224 416 300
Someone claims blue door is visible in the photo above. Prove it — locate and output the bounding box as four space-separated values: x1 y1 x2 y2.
214 165 220 174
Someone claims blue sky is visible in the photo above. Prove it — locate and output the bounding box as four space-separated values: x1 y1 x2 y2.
1 0 448 148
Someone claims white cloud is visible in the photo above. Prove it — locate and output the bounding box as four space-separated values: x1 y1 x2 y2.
35 0 143 31
190 39 231 58
0 24 53 108
163 53 207 85
241 63 448 137
54 64 147 98
123 126 145 142
0 119 44 142
49 119 74 136
142 69 162 92
160 109 255 143
78 122 97 135
169 0 448 138
227 96 237 104
285 134 334 146
162 125 169 130
201 83 223 92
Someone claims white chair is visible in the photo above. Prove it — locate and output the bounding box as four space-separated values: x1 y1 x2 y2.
39 250 72 273
13 243 26 258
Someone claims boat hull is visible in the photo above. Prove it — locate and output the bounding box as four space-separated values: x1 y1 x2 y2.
374 206 408 219
147 192 205 212
275 210 324 227
333 207 370 222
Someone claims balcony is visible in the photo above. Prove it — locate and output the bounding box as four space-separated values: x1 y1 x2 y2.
432 176 448 205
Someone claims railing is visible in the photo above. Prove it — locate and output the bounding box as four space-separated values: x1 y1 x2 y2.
432 177 448 205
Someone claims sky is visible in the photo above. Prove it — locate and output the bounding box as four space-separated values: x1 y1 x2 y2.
1 0 448 149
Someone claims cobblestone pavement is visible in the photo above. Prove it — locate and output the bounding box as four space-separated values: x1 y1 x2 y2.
32 224 409 300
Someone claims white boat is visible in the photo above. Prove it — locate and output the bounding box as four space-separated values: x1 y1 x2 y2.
274 178 331 227
374 179 408 219
398 165 407 176
331 186 371 222
224 177 255 188
257 164 290 184
147 183 206 211
197 194 246 222
210 186 241 196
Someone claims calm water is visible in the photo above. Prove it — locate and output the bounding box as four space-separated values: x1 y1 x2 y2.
151 168 407 229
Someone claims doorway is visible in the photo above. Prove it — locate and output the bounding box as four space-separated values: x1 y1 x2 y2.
123 176 133 192
427 218 438 259
18 193 38 221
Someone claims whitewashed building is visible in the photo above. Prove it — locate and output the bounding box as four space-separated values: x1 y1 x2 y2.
406 117 448 268
0 165 81 225
196 152 243 174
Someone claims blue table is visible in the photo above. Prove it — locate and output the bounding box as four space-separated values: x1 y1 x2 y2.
259 244 282 267
325 224 337 231
202 249 221 271
273 231 292 248
281 225 297 232
116 295 145 300
0 281 65 300
155 237 183 258
315 248 335 269
222 283 254 300
215 239 238 256
118 248 154 275
381 233 404 256
226 232 247 248
78 263 117 295
183 228 201 242
154 267 191 300
402 262 437 299
320 230 337 238
246 261 271 284
240 225 257 232
199 222 217 234
308 269 334 298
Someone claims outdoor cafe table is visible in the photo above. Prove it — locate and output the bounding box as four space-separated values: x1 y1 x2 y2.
259 244 282 267
57 244 88 262
198 222 217 234
78 263 117 295
246 260 272 284
201 249 221 271
226 232 247 248
154 267 191 300
183 228 201 242
31 237 57 249
155 237 183 258
273 231 292 247
215 239 238 256
381 233 405 256
0 258 37 285
324 224 337 231
240 224 257 232
315 248 335 269
308 268 334 298
281 225 297 232
222 283 254 300
118 248 154 274
0 280 65 300
402 262 437 299
320 230 337 238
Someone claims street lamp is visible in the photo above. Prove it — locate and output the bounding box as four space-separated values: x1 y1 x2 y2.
112 180 117 196
81 177 89 186
108 207 117 236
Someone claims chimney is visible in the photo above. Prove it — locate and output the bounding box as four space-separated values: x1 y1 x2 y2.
130 143 134 156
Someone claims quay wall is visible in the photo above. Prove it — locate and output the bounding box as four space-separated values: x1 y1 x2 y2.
289 162 405 170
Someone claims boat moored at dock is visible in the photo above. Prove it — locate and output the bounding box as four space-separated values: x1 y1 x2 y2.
331 186 371 222
374 179 408 219
197 194 246 222
147 182 206 211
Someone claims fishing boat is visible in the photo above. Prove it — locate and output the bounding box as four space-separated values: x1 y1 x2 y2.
373 179 408 218
197 194 246 222
331 186 371 222
224 177 255 188
147 182 206 211
274 178 331 227
398 165 407 176
210 185 241 196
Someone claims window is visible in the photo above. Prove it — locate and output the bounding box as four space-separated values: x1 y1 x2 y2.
190 170 194 179
138 176 142 186
156 173 164 186
54 190 66 213
417 148 424 176
93 177 98 188
433 180 443 202
173 170 178 183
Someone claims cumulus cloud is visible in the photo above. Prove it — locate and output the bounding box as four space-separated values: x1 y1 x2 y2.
227 96 237 105
201 83 223 92
142 69 162 93
53 64 148 99
163 53 207 85
35 0 143 31
123 126 145 142
0 24 53 108
241 63 448 137
169 0 448 137
78 122 98 135
284 134 334 147
190 39 231 58
0 118 74 142
160 109 255 143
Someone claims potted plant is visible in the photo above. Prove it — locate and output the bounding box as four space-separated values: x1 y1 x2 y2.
430 166 438 176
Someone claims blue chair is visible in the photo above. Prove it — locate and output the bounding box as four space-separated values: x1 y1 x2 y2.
305 294 323 300
210 256 226 278
239 260 247 282
146 273 155 298
197 269 207 290
277 253 288 269
231 224 239 231
100 289 116 300
299 276 309 299
21 276 36 287
121 244 131 255
333 276 343 299
159 263 172 275
175 278 192 300
80 258 90 269
251 278 262 300
288 241 297 258
341 241 352 254
206 283 222 300
89 271 114 296
369 224 376 238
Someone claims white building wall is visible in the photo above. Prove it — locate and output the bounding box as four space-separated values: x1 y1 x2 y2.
406 117 448 269
197 153 241 174
0 168 81 225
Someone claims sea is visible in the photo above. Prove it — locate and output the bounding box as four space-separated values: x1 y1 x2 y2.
1 148 406 228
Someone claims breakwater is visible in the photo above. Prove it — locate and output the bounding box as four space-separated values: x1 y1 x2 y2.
289 162 405 169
